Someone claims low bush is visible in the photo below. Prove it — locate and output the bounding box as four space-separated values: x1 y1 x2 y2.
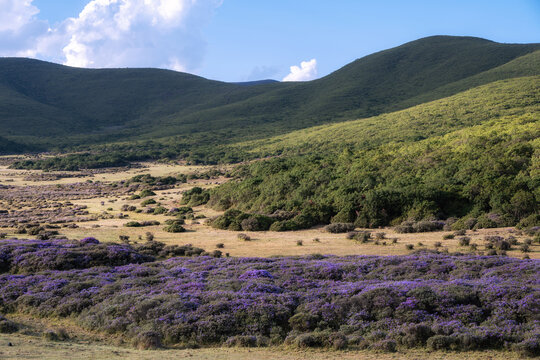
163 221 186 233
140 199 157 207
237 233 251 241
139 189 156 198
395 220 444 233
0 315 18 334
325 223 355 233
124 221 160 227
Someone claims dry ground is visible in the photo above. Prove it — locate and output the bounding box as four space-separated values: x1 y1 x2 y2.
0 334 523 360
0 161 537 259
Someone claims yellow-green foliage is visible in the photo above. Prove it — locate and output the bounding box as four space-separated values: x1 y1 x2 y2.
237 76 539 157
210 77 539 229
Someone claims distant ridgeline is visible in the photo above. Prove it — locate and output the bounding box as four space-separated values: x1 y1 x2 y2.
2 36 539 228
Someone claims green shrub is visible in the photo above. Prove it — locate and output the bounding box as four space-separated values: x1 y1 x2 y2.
241 215 274 231
181 187 210 206
517 214 540 229
325 223 355 233
139 189 156 198
153 206 167 215
164 222 186 233
141 199 157 206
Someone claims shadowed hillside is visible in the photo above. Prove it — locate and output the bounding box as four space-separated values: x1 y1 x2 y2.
1 36 538 157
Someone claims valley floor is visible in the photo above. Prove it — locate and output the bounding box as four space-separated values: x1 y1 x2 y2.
0 160 537 259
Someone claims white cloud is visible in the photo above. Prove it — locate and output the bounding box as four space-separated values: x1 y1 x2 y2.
0 0 222 72
282 58 317 82
0 0 49 57
0 0 39 32
166 57 187 72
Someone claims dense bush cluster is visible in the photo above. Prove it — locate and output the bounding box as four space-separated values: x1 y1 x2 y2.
10 153 131 171
394 220 445 233
181 187 210 207
124 220 160 228
0 239 210 274
209 209 317 232
126 174 186 187
325 223 356 233
208 109 538 231
0 242 538 355
163 220 186 233
0 239 153 273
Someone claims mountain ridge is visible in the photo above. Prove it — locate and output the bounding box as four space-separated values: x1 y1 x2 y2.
0 35 539 160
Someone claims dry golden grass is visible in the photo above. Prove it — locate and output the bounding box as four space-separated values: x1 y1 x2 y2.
0 333 523 360
0 163 537 259
0 162 230 186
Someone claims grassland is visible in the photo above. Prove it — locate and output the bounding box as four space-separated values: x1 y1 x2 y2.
0 161 537 259
0 333 526 360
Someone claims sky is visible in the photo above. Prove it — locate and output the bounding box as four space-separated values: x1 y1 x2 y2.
1 0 539 82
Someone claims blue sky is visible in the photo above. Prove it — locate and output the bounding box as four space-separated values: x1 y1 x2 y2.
2 0 540 82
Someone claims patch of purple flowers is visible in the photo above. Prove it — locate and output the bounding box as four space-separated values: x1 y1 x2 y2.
0 240 538 355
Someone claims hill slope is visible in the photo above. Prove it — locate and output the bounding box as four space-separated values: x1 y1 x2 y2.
207 76 540 229
1 36 538 156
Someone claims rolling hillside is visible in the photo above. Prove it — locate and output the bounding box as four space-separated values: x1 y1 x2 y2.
208 76 539 229
1 35 538 157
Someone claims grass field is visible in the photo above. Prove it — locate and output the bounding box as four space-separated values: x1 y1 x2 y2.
0 161 537 259
0 333 524 360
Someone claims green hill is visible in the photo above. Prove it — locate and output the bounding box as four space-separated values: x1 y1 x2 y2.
207 76 540 229
1 36 538 161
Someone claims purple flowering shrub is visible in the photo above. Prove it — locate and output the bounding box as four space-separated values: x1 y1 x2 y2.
0 239 207 273
0 245 538 355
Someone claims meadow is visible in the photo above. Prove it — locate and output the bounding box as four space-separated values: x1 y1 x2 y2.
0 161 538 359
0 36 538 359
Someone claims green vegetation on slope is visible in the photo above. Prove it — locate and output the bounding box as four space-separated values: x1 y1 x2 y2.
1 36 539 164
208 77 540 230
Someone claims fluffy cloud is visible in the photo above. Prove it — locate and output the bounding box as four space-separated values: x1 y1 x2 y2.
282 58 317 82
0 0 49 57
0 0 222 71
0 0 39 32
